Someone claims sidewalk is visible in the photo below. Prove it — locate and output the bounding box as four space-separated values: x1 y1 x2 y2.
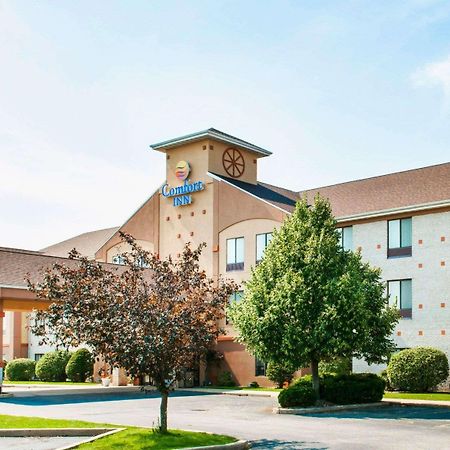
181 388 279 398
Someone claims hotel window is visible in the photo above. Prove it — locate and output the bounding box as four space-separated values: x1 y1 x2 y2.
226 291 244 324
226 237 244 271
337 226 353 251
388 279 412 318
256 232 273 263
112 254 126 265
388 218 412 257
255 358 267 376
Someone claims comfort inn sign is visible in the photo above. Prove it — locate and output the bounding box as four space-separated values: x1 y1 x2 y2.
161 161 205 207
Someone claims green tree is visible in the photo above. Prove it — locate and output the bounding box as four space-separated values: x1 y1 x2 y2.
229 195 399 397
29 234 236 433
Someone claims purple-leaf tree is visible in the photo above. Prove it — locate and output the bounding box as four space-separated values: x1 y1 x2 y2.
28 233 237 433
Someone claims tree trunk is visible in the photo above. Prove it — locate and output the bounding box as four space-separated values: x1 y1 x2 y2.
159 390 169 433
311 358 320 399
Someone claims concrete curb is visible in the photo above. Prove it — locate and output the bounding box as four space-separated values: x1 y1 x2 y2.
0 393 13 398
183 440 249 450
275 402 388 415
57 428 124 450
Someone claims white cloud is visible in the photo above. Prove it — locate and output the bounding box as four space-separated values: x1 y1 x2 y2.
412 55 450 101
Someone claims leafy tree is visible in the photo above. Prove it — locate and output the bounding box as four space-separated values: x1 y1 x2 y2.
29 234 236 433
229 195 399 397
266 361 296 388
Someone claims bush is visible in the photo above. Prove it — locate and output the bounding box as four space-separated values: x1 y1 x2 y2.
278 383 317 407
380 369 392 391
36 351 72 382
319 357 352 376
266 361 296 388
248 381 259 388
387 347 449 392
65 348 93 382
5 358 36 381
217 371 236 387
322 373 385 404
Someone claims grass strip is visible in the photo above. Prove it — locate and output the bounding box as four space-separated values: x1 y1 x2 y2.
0 414 236 449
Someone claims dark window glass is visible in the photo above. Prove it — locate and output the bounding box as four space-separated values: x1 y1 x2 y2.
256 232 273 263
388 279 412 318
388 218 412 257
337 227 353 251
255 358 267 376
226 237 244 271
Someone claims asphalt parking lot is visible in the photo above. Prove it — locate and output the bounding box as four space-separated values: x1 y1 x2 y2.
1 390 450 449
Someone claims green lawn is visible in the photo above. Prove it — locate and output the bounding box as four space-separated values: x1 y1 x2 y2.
384 392 450 401
0 415 236 449
3 381 98 386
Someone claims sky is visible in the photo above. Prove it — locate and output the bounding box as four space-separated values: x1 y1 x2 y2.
1 0 450 250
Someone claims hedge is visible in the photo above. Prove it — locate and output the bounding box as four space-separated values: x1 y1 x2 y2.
66 348 93 382
282 373 385 407
35 350 72 382
5 358 36 381
387 347 449 392
321 373 385 404
278 383 317 407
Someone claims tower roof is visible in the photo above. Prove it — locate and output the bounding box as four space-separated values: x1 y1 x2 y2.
150 128 272 157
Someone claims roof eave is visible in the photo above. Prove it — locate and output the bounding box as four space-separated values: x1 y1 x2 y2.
150 129 272 157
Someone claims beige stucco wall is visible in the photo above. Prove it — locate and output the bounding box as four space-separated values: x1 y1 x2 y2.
207 139 259 185
95 194 159 262
219 218 281 338
158 140 215 275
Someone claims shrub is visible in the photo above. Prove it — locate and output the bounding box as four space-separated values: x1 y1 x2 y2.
380 369 392 391
319 357 352 376
266 361 296 388
5 358 36 381
36 350 72 382
217 371 236 387
322 373 385 404
278 383 317 407
387 347 449 392
248 381 259 388
66 348 93 382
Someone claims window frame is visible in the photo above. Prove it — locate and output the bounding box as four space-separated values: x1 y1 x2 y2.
387 278 412 319
255 232 273 264
387 218 412 258
255 357 267 377
337 226 353 251
112 254 126 265
226 237 245 271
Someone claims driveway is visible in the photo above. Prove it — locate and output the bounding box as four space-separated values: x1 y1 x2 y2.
1 390 450 449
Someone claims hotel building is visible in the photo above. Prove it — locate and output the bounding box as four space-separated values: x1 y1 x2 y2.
1 128 449 386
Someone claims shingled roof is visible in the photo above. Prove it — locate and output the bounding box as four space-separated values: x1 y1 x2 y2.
212 162 450 218
298 162 450 218
41 227 119 259
0 247 144 290
0 247 83 288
